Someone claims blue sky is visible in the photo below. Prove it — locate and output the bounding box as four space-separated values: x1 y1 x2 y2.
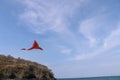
0 0 120 78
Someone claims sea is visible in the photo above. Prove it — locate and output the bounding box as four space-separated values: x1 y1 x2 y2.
57 76 120 80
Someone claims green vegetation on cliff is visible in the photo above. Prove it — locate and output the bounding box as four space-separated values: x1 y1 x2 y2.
0 54 56 80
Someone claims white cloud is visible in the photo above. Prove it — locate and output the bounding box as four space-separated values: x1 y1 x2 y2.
104 23 120 49
72 22 120 61
71 53 97 61
57 45 72 54
70 48 104 61
78 11 113 47
19 0 85 34
79 17 98 47
61 48 72 55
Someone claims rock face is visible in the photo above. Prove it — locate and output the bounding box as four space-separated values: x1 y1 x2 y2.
0 55 56 80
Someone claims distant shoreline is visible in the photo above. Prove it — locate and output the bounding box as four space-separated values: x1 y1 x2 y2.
57 75 120 80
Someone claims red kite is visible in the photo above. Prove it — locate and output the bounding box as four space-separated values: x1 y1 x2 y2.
21 40 43 50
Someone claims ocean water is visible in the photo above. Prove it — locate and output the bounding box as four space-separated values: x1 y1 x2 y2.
57 76 120 80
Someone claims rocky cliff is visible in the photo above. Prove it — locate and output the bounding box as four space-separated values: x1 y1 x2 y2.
0 54 56 80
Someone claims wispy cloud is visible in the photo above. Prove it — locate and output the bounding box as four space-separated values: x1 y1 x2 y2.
70 48 104 61
72 22 120 61
61 49 72 55
70 53 97 61
58 45 72 54
78 14 111 47
79 17 98 47
19 0 85 34
104 22 120 49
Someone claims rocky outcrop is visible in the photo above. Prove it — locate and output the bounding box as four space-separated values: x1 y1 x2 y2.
0 54 56 80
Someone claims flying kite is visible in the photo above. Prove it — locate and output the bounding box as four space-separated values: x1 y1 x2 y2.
21 40 43 50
